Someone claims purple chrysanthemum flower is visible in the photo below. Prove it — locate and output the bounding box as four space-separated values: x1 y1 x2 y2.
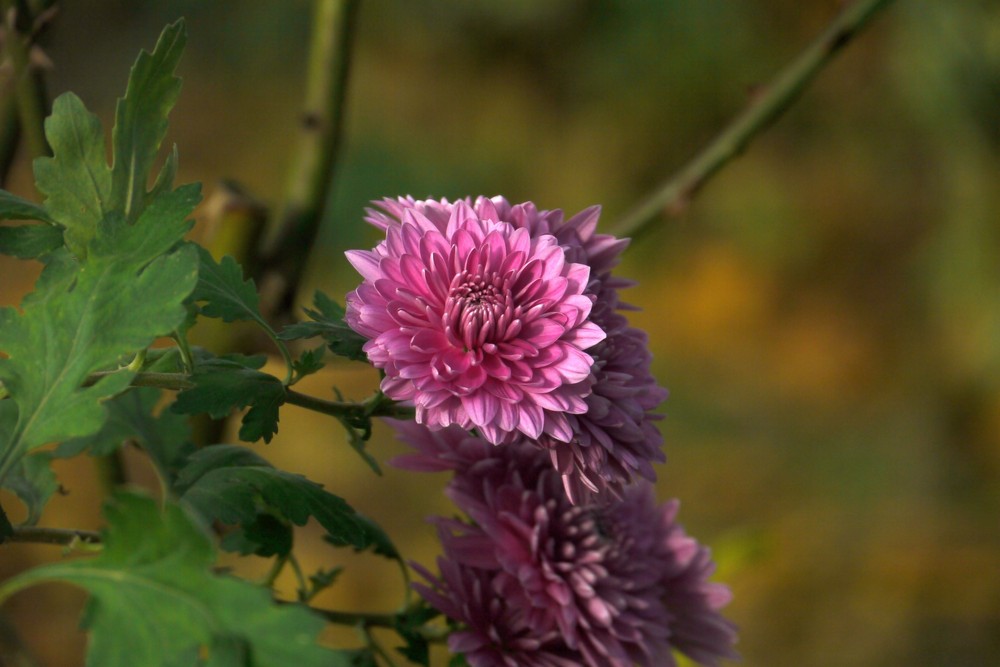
542 299 669 502
365 196 669 500
397 423 738 667
412 554 586 667
346 199 606 445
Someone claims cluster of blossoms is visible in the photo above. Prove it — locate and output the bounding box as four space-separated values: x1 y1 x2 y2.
346 196 736 664
390 420 738 667
345 196 667 501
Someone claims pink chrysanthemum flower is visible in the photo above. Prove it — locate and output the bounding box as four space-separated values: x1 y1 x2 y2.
346 199 605 444
396 423 738 667
366 196 668 499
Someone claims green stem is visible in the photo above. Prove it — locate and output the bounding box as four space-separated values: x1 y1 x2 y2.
256 0 361 321
262 553 288 588
125 349 148 373
3 526 101 548
611 0 897 239
318 607 397 629
0 87 19 186
285 387 415 420
92 451 128 495
0 0 50 161
75 370 415 421
362 626 401 667
288 553 308 601
84 371 195 391
271 334 295 386
171 330 195 374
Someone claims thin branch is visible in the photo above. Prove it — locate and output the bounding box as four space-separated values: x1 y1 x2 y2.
92 452 128 494
612 0 897 239
256 0 361 321
0 86 19 185
84 370 195 391
0 0 51 162
314 607 397 629
79 370 415 420
285 387 415 420
312 605 449 643
3 525 101 547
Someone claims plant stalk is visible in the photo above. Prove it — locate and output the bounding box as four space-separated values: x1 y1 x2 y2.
0 0 50 162
612 0 897 239
2 526 101 547
79 370 415 420
256 0 360 321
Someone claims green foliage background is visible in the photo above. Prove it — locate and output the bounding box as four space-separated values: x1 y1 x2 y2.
1 1 998 665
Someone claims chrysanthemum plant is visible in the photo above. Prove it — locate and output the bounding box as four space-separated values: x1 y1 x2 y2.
0 3 893 664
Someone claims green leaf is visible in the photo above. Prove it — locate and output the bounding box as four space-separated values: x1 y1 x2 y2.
177 445 392 556
0 189 56 223
57 388 195 488
291 345 326 383
171 358 285 443
0 493 350 667
278 291 368 361
394 604 439 667
149 144 180 201
192 246 271 331
33 92 111 255
220 513 292 558
3 452 59 526
0 223 65 259
324 513 399 560
307 566 344 598
0 185 200 483
110 21 186 223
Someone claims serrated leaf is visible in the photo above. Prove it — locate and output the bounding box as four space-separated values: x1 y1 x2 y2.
177 445 392 556
221 513 293 557
111 21 186 223
291 345 326 382
149 144 180 201
173 443 271 490
57 388 194 487
0 185 200 484
192 246 270 330
32 92 112 255
3 452 59 526
324 513 399 560
394 604 439 666
0 223 65 259
0 493 350 667
171 359 285 443
278 290 367 361
307 566 344 596
0 189 56 223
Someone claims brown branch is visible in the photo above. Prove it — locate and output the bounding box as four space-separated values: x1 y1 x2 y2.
3 525 101 547
612 0 897 239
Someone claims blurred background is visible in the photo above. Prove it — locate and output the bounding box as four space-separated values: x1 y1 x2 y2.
1 1 999 665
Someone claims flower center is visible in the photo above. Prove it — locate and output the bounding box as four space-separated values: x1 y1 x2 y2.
444 270 518 350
